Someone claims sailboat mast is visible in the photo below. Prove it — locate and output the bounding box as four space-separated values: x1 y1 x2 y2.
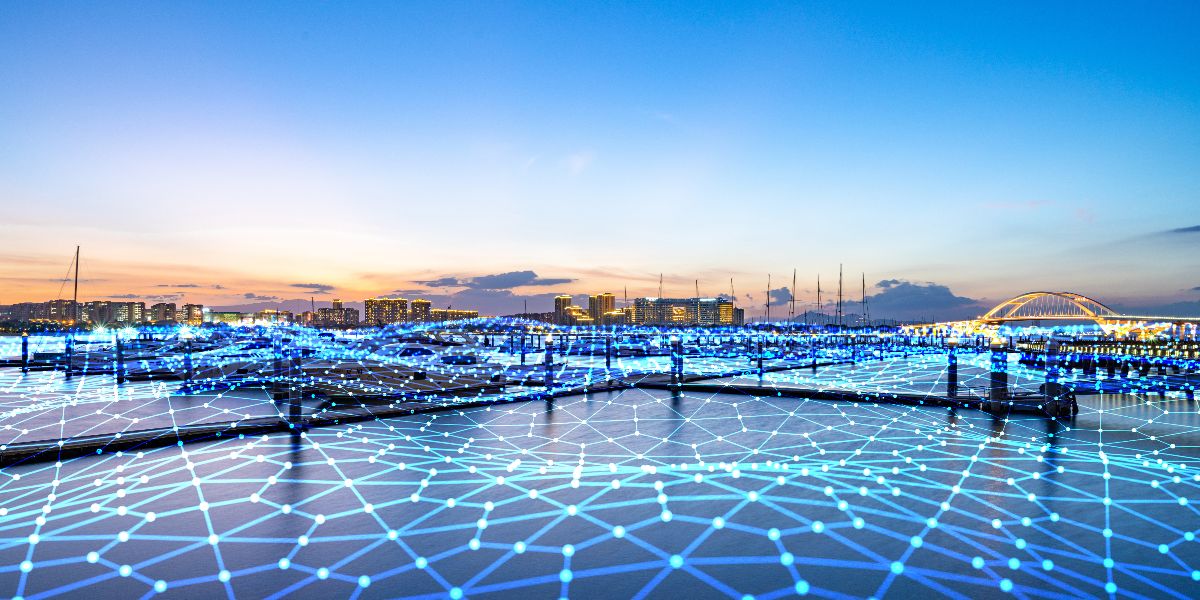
72 245 79 322
765 274 771 323
790 268 796 322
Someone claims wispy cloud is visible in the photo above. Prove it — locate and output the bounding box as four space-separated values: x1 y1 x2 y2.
289 283 334 294
243 292 280 301
563 151 595 176
415 271 574 290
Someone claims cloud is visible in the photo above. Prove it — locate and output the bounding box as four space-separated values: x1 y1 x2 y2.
563 151 595 176
865 280 983 321
289 283 334 294
1192 286 1200 292
1167 225 1200 234
156 283 201 288
106 294 142 299
767 287 793 307
243 293 280 301
415 271 574 290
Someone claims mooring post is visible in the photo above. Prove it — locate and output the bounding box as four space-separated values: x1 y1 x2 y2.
272 333 285 400
544 333 555 389
989 341 1007 401
65 333 74 379
115 334 125 384
605 335 612 370
20 332 29 373
288 347 302 426
184 338 194 381
757 337 764 376
946 338 958 398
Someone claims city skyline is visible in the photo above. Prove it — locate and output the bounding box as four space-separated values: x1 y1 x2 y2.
2 2 1199 316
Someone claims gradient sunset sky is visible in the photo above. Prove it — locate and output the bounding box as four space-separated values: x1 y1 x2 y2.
2 2 1198 318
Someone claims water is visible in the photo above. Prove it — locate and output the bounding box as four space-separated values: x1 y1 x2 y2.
1 384 1198 598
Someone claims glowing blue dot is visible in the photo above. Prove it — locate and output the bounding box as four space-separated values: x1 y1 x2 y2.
812 521 825 534
278 558 290 570
613 526 625 538
767 528 781 541
358 575 371 588
1159 544 1170 554
416 557 428 569
794 580 810 595
218 569 231 582
1042 559 1054 571
450 587 463 599
669 555 683 569
972 557 984 569
999 578 1013 592
560 569 573 582
86 552 99 564
153 580 167 593
910 536 922 548
890 562 904 575
19 561 32 573
119 565 132 577
514 541 527 554
1105 582 1117 594
562 544 575 557
780 552 794 566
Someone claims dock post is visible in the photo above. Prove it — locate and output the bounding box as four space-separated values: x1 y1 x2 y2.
115 335 125 384
757 337 764 376
182 340 192 381
65 333 74 379
989 342 1008 401
946 338 958 399
272 334 285 400
544 333 555 389
605 335 612 370
288 348 302 426
20 332 29 373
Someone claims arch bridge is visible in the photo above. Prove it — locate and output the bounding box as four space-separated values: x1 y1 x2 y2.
908 291 1200 339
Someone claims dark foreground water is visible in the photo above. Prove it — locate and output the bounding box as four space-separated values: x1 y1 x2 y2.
1 386 1199 599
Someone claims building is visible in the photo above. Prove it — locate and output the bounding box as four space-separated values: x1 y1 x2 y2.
588 293 616 322
364 297 408 325
149 303 177 324
46 299 78 323
553 295 574 324
600 308 630 326
430 308 479 322
409 299 432 323
110 301 146 325
254 309 293 324
179 304 204 326
630 297 739 326
207 311 246 325
315 299 359 328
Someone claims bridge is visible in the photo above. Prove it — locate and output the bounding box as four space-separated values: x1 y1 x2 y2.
910 291 1200 338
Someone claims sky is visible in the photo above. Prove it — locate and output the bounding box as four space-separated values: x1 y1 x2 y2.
1 1 1199 319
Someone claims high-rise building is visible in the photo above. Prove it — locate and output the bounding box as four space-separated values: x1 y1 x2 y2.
554 295 574 324
45 299 78 323
111 301 146 324
409 299 432 323
430 308 479 322
364 297 408 325
179 304 204 326
588 293 616 322
631 297 738 326
316 299 359 327
149 303 177 323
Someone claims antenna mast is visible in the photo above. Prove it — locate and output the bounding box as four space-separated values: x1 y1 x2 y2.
659 273 663 298
861 273 868 327
790 268 796 323
765 273 771 323
72 245 80 323
816 274 821 324
837 264 843 328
